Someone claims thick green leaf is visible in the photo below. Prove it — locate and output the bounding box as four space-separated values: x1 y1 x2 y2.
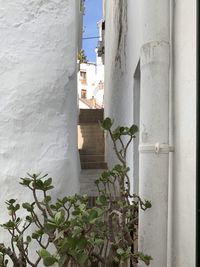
129 124 139 135
44 178 52 187
43 256 57 266
14 204 20 211
72 210 80 216
100 117 113 130
33 179 44 190
8 199 16 204
54 210 65 224
38 249 51 258
98 195 107 205
44 222 57 232
26 216 33 222
2 220 16 229
138 252 153 265
20 178 32 186
94 207 104 216
44 196 52 203
112 126 121 140
119 126 125 133
32 229 44 239
144 200 152 209
76 236 88 250
26 236 32 243
50 204 57 211
66 236 76 248
45 185 54 191
22 203 33 212
88 209 98 223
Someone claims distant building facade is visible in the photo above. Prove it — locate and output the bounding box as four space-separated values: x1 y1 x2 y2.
78 20 104 109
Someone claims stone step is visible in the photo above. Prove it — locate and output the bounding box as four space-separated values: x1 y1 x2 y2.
80 154 105 162
79 134 104 139
79 169 105 196
79 143 104 148
79 148 105 155
78 134 104 139
79 109 104 123
79 138 104 142
79 144 105 152
81 162 107 169
80 169 105 176
79 116 103 120
78 112 106 168
80 128 104 136
78 123 102 126
78 130 104 135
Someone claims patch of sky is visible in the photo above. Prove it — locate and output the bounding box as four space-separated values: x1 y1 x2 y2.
83 0 102 63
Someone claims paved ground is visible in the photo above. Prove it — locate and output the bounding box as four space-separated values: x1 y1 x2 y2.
79 169 105 196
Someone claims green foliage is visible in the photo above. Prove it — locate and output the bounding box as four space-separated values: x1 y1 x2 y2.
138 252 153 266
0 118 152 267
77 49 88 63
38 250 57 266
100 117 113 130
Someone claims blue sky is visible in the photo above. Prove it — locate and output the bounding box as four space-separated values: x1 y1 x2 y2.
82 0 102 63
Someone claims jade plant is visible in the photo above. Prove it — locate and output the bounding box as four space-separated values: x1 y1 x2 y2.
0 118 152 267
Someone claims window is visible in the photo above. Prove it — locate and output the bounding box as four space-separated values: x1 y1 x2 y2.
98 80 104 90
102 21 105 30
80 71 87 80
81 89 87 99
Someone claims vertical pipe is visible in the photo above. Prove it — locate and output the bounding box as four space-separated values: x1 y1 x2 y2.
167 0 174 266
196 1 199 266
138 1 170 266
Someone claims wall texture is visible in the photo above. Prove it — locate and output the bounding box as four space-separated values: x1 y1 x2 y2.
104 0 142 193
0 0 80 250
172 0 196 266
104 0 196 266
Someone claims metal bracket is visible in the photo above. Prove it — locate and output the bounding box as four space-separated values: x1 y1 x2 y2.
139 142 174 154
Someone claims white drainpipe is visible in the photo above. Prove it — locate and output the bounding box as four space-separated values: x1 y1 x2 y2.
167 0 174 266
138 1 172 266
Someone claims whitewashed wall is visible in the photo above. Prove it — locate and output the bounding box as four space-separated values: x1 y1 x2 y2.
104 0 196 266
78 60 104 108
104 0 142 194
78 63 96 99
171 0 196 266
0 0 81 251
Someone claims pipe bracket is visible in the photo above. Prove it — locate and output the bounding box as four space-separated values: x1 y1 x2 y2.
139 143 174 154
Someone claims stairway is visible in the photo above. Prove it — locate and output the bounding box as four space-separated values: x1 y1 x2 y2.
78 109 107 170
78 109 107 196
79 169 105 197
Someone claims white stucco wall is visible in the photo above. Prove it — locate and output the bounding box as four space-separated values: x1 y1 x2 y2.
78 61 104 108
104 0 142 193
78 63 96 99
104 0 196 266
171 0 196 266
0 0 81 255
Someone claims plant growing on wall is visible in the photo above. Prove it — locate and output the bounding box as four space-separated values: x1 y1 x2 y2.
0 118 152 267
